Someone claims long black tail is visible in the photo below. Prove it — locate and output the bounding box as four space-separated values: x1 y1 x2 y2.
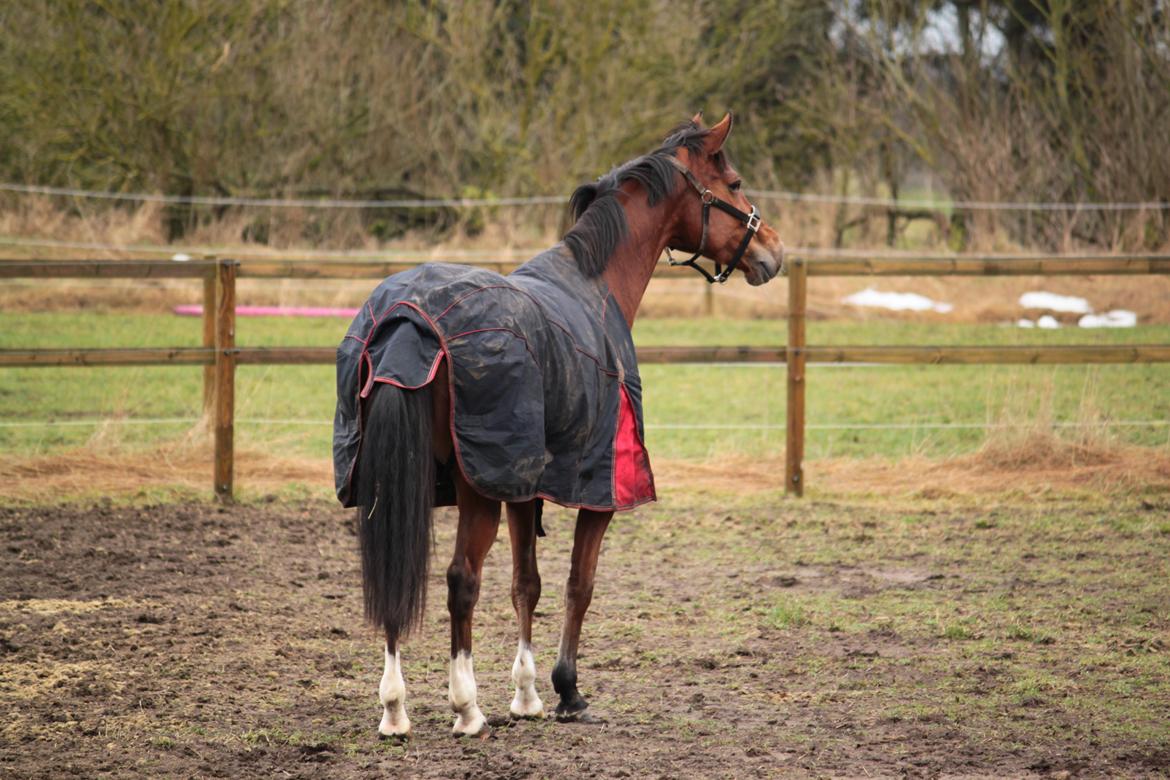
355 382 434 639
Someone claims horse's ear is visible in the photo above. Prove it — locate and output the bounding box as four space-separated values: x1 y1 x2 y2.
691 110 704 127
702 112 733 156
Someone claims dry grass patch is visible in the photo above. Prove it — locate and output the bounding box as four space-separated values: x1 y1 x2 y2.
815 446 1170 498
0 660 110 701
0 598 142 616
3 424 1168 505
0 435 331 504
656 441 1170 499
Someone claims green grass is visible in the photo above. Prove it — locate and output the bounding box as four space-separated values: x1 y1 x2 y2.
2 313 1169 460
766 597 809 629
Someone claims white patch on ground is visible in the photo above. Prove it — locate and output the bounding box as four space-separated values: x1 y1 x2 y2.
378 647 410 737
1018 315 1061 329
842 287 953 314
1017 291 1136 329
1018 291 1091 314
510 641 544 718
171 253 192 262
1079 310 1137 328
1037 315 1061 329
449 652 486 735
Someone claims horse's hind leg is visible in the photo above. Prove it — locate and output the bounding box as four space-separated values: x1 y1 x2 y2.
506 501 544 718
446 474 501 736
378 631 410 737
552 508 612 721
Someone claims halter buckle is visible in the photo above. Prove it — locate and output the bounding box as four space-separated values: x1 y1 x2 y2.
700 189 715 205
746 209 761 232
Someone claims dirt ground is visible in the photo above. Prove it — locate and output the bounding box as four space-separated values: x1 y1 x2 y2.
2 491 1168 779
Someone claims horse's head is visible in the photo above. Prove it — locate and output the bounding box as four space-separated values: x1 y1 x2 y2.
666 112 786 286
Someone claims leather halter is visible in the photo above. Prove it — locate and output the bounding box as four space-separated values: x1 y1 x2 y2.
664 155 762 284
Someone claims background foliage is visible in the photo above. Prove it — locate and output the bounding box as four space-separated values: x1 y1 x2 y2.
0 0 1167 249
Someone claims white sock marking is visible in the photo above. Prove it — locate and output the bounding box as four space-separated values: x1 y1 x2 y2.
378 647 410 736
449 651 486 735
510 641 544 718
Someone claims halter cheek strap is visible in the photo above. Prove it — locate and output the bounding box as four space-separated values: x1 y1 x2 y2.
664 155 762 284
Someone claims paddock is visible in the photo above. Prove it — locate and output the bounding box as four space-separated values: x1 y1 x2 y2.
2 484 1167 778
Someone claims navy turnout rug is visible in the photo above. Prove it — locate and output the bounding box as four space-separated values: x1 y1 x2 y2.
333 244 656 511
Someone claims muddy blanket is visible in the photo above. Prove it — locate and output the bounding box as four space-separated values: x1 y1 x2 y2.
333 244 656 511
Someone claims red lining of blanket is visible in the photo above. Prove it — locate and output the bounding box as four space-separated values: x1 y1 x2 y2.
613 385 655 507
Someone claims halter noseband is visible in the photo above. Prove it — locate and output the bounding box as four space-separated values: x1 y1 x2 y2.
664 155 762 284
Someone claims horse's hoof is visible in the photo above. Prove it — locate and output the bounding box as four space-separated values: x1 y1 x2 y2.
378 711 411 739
451 724 488 738
510 694 546 720
510 710 546 721
451 707 487 737
555 708 604 725
377 729 410 742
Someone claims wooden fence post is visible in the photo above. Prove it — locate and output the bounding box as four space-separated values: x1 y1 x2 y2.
202 273 216 415
785 257 807 496
214 259 237 501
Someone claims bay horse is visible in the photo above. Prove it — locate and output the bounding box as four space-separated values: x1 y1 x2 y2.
333 112 786 737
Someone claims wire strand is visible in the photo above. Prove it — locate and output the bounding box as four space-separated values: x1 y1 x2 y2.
0 182 568 209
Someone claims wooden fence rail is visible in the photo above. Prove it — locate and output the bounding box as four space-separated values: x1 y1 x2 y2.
2 254 1169 499
780 254 1170 495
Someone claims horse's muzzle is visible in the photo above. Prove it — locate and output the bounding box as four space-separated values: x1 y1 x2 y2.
746 242 785 286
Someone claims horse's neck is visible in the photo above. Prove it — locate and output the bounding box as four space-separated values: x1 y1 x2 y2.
602 194 676 327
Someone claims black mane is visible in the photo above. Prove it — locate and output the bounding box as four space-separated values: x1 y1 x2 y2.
563 120 726 277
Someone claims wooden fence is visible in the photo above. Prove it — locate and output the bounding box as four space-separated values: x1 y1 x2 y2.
2 254 1169 499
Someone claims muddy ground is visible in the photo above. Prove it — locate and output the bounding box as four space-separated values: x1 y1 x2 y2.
2 493 1168 779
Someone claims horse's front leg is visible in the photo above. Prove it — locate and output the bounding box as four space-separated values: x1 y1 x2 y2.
447 475 501 736
506 500 544 718
551 508 612 721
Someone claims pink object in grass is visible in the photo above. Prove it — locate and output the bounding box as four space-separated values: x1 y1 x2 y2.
174 305 360 318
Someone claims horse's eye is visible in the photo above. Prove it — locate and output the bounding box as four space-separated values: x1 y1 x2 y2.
729 180 742 192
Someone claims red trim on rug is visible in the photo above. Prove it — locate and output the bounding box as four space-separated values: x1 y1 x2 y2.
366 351 444 393
359 351 375 398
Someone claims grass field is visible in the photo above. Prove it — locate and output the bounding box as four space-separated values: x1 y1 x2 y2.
2 312 1169 464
